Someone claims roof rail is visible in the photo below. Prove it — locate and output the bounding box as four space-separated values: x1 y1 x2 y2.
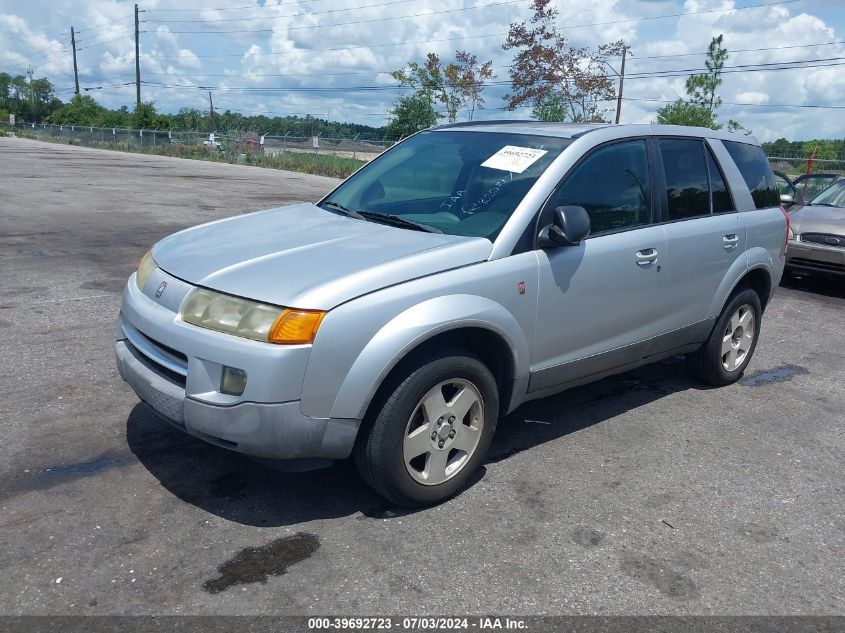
433 119 539 130
570 124 613 139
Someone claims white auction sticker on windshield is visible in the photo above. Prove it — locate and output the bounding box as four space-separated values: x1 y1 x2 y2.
481 145 548 173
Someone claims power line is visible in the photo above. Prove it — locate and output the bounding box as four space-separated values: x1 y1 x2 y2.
557 0 802 33
146 0 354 12
621 97 845 110
154 31 508 60
148 4 825 61
634 40 845 60
76 31 144 52
140 45 845 80
624 56 845 78
163 0 526 34
75 23 136 44
142 56 845 92
145 0 426 23
625 60 845 80
75 15 134 35
156 0 802 34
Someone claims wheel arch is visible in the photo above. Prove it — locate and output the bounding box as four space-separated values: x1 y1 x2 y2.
708 257 774 320
737 266 773 310
326 295 530 421
361 326 519 424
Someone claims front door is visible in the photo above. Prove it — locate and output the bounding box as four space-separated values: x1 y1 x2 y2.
530 139 676 392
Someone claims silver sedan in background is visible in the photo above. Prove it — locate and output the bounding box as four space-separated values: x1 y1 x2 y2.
787 179 845 276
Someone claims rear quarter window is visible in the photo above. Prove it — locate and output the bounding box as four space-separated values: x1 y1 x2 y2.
723 140 779 209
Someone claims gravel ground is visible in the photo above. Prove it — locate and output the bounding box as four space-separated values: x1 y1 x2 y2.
0 137 842 616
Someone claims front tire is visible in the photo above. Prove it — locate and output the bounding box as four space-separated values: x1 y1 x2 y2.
354 352 499 507
688 287 762 386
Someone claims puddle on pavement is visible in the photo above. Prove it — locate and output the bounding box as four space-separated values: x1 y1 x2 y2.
203 532 320 594
741 365 809 386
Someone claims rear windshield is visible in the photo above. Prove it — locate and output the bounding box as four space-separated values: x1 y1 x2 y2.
723 140 779 209
321 130 572 239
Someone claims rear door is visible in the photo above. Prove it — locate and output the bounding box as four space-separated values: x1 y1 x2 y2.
658 137 747 337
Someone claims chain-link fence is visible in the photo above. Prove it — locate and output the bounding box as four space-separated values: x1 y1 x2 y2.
6 120 844 180
766 155 845 178
6 120 393 166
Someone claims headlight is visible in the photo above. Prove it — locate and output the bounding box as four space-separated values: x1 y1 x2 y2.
788 226 796 241
136 250 157 290
180 288 325 345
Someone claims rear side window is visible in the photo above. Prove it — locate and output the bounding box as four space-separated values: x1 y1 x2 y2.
660 139 709 220
724 140 779 209
707 147 733 213
551 140 651 236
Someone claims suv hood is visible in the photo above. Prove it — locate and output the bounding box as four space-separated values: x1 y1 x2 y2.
152 203 492 310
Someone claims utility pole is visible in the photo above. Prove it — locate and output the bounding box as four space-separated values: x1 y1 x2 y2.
134 3 141 108
615 45 628 125
208 91 214 120
27 65 34 112
71 27 80 96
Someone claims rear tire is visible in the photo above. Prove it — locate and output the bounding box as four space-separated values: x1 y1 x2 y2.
354 352 498 507
688 287 762 386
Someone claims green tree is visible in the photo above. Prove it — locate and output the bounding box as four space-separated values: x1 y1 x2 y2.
656 99 718 128
686 34 728 114
132 101 170 129
47 94 106 125
532 93 569 122
386 93 438 140
655 34 749 132
392 53 447 121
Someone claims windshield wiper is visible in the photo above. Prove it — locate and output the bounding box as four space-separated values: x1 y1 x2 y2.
321 199 365 219
357 211 443 234
810 202 842 208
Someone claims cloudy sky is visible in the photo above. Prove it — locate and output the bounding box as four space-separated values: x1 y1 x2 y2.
1 0 843 140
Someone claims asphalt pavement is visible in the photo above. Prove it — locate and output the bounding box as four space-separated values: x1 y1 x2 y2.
0 137 842 616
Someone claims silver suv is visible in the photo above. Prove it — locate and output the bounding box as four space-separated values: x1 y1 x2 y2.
116 122 788 506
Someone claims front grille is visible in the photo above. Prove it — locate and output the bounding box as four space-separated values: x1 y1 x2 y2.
801 232 845 248
124 336 187 387
138 331 188 364
788 257 845 273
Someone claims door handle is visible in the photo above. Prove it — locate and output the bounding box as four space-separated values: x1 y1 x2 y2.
635 248 658 265
723 234 739 249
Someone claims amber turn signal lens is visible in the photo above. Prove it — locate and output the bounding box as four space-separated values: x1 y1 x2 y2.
268 309 325 344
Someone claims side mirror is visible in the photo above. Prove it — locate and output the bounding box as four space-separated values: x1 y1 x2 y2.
780 193 795 206
539 206 591 247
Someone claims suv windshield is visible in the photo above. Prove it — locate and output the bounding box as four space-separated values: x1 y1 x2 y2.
809 180 845 208
321 130 572 239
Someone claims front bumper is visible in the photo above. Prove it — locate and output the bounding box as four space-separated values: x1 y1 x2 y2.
786 241 845 276
115 272 359 460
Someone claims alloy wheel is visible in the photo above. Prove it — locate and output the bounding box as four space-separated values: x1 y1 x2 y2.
402 379 484 486
721 303 755 372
